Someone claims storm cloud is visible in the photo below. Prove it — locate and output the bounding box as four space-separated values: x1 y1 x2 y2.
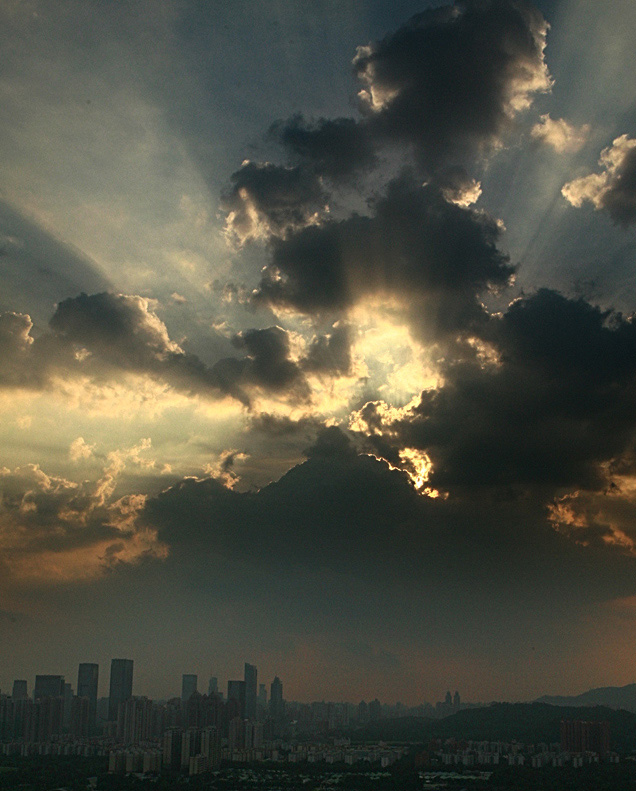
353 0 551 170
351 289 636 500
255 174 513 345
221 161 327 244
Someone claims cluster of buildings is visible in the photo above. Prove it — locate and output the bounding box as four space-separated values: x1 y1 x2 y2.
421 722 616 770
0 660 286 749
108 734 406 776
1 658 467 747
0 659 468 778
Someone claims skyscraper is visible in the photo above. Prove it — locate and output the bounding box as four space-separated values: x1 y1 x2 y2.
227 680 246 719
34 675 64 699
108 659 133 722
182 674 198 703
269 676 283 722
244 663 257 720
63 682 74 728
77 663 99 731
208 677 218 696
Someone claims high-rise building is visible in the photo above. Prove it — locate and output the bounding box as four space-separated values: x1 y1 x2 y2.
269 676 283 722
30 696 64 741
34 675 64 699
119 696 153 745
70 696 91 739
77 663 99 731
108 659 133 722
561 719 610 757
163 727 182 770
227 680 246 719
63 682 74 728
11 680 27 700
369 698 382 721
182 674 198 704
208 677 218 696
244 663 257 720
258 683 267 708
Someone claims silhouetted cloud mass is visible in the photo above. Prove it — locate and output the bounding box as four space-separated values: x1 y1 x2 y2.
352 0 551 171
255 175 513 342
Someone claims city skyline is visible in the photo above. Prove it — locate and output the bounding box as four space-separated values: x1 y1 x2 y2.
4 0 636 704
1 656 469 707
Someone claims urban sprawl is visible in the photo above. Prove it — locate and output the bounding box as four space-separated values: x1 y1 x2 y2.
0 660 617 779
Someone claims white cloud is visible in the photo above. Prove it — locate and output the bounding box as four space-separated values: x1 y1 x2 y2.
562 134 636 212
531 114 590 153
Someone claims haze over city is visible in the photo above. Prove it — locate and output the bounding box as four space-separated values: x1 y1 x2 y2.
3 0 636 706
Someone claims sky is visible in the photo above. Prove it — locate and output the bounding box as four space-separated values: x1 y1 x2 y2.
3 0 636 706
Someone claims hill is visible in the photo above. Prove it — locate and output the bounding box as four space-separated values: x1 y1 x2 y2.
353 703 636 752
537 683 636 712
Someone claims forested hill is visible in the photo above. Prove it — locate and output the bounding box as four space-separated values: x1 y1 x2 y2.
353 703 636 751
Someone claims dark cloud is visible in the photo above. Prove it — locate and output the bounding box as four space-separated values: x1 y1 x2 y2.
220 161 327 244
255 174 513 342
247 413 323 438
354 289 636 496
227 325 310 402
51 292 182 367
273 115 376 180
304 425 358 459
144 427 636 613
0 293 318 408
219 0 550 256
49 291 239 399
146 434 420 573
353 0 551 170
302 323 354 376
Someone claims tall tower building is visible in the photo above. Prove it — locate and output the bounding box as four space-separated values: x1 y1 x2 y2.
182 674 198 704
77 663 99 731
63 682 74 728
70 696 91 739
208 677 218 697
244 663 257 720
227 680 246 719
108 659 133 722
269 676 283 722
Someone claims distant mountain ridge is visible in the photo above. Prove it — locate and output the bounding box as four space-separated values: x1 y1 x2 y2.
354 703 636 751
536 683 636 711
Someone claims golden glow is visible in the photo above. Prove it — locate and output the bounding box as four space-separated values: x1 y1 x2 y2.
204 449 250 489
399 447 432 489
4 530 167 587
348 395 420 436
548 478 636 556
0 455 168 587
349 301 441 403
